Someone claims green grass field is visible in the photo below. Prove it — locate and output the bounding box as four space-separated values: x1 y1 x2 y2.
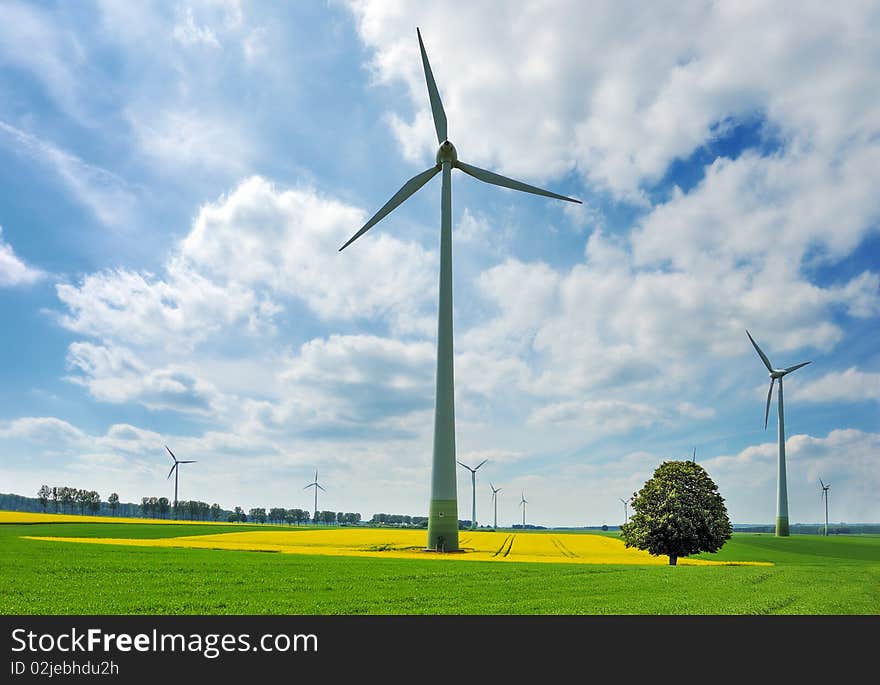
2 520 878 614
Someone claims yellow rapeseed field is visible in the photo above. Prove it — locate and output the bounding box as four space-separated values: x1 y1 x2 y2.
0 511 230 525
6 512 770 566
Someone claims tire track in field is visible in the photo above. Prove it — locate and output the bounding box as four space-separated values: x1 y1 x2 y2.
551 536 578 558
501 534 516 557
492 534 512 557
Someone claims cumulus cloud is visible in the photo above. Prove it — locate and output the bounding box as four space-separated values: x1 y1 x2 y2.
350 1 880 201
178 176 436 332
0 416 86 445
65 342 221 414
705 429 880 524
276 334 435 438
0 226 43 286
790 367 880 404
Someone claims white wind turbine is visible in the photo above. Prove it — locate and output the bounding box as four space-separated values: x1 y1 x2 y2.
820 479 831 536
457 458 488 530
165 445 196 517
489 482 502 531
339 29 580 551
519 492 528 527
619 498 629 525
303 471 326 524
746 329 811 537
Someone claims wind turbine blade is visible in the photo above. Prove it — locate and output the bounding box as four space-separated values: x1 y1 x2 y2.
417 28 447 144
475 458 488 471
317 484 326 492
339 165 441 251
819 478 825 488
764 377 775 430
456 460 469 469
455 160 581 204
167 464 177 480
165 445 178 462
303 483 313 491
783 361 811 374
178 460 197 464
745 329 773 372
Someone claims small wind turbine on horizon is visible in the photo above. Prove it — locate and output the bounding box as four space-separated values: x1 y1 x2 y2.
820 479 831 536
303 471 326 523
165 445 196 516
620 498 629 525
519 492 528 527
339 28 580 552
746 329 811 537
490 482 502 531
457 458 488 530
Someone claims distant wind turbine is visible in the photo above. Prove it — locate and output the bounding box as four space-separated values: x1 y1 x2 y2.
165 445 196 516
490 482 502 531
619 498 629 525
746 329 811 537
339 28 580 552
303 471 326 523
519 492 528 527
457 459 488 529
820 479 831 537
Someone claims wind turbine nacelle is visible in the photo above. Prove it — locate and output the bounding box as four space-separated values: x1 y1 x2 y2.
770 370 786 379
436 140 457 164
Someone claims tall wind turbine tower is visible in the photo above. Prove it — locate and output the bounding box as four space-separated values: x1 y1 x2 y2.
303 471 326 524
820 479 831 536
164 445 196 516
746 330 811 537
339 29 580 552
620 498 629 525
490 482 502 531
519 492 528 527
457 459 488 529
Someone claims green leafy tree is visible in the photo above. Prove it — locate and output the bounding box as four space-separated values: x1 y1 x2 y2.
620 460 732 565
108 493 119 515
211 503 222 521
37 485 51 512
158 497 170 519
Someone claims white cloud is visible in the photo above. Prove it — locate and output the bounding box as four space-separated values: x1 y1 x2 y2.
172 7 222 48
0 226 43 286
529 399 662 435
275 334 435 437
126 107 252 174
0 417 86 446
790 367 880 404
0 1 83 117
705 429 880 525
0 121 136 228
350 1 880 201
178 176 436 333
65 342 222 414
56 266 263 347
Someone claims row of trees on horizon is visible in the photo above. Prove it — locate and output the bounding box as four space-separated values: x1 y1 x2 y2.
32 485 365 525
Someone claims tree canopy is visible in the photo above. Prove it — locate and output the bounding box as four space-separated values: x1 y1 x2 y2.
620 460 732 565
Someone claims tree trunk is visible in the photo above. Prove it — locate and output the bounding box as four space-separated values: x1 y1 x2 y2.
669 555 678 565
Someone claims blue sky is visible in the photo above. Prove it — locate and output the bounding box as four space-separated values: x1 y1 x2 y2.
0 1 877 527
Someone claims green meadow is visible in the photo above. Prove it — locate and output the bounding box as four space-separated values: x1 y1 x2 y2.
1 521 878 615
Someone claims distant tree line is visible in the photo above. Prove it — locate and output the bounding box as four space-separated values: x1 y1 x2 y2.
370 513 429 527
35 485 102 515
